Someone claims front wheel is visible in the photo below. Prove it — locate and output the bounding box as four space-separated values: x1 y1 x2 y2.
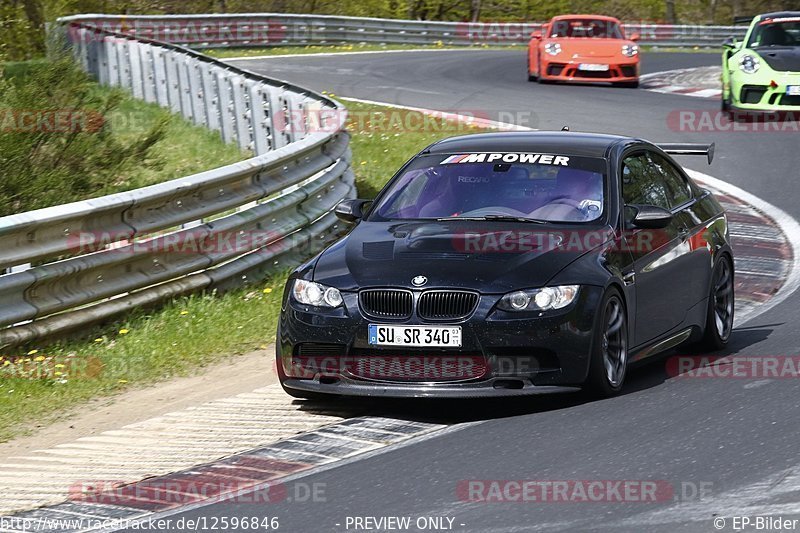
700 256 734 351
585 288 628 397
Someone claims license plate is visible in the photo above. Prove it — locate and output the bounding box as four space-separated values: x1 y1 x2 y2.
368 324 462 348
578 63 609 72
787 85 800 96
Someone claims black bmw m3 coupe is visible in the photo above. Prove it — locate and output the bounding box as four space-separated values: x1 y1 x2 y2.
277 131 734 398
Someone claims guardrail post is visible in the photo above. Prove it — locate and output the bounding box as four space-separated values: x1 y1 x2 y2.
217 70 236 145
118 39 132 91
189 59 207 127
128 40 144 99
230 76 253 152
165 52 182 114
203 65 221 132
248 80 270 154
102 36 117 86
141 45 157 103
177 56 194 121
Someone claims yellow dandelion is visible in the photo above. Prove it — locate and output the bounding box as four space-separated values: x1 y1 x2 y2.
54 371 62 376
180 310 189 316
27 349 38 356
94 338 103 343
263 287 273 294
34 356 45 362
119 328 130 335
3 361 10 367
118 379 128 384
55 364 65 369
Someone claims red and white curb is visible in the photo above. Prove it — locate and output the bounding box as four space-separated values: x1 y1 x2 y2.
3 417 451 532
641 66 723 99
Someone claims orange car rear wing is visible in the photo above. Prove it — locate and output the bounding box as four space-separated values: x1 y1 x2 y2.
657 143 715 164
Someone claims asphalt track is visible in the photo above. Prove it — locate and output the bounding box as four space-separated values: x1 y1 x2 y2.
152 51 800 531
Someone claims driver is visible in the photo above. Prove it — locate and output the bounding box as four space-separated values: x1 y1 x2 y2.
529 168 602 222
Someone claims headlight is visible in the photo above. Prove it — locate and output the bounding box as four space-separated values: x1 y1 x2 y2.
498 285 579 312
292 279 343 308
739 55 760 74
622 44 639 57
544 42 562 56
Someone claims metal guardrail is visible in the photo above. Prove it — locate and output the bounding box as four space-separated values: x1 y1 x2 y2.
56 14 748 49
0 19 355 349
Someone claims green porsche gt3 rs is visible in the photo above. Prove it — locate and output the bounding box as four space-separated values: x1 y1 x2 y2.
722 11 800 113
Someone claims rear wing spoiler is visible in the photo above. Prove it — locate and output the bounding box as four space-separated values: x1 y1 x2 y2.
657 143 715 164
733 16 755 25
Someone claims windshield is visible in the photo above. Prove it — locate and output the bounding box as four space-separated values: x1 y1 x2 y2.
748 17 800 47
369 153 607 224
548 19 624 39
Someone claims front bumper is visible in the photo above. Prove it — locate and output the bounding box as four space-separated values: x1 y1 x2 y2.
282 376 581 398
277 285 604 398
540 59 638 83
729 73 800 111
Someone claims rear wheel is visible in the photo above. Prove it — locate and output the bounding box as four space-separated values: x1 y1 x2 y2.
585 288 628 397
700 256 734 351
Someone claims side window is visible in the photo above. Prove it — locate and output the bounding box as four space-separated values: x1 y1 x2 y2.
621 154 670 210
651 153 692 208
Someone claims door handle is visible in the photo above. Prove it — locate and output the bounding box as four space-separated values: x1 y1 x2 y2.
622 271 636 286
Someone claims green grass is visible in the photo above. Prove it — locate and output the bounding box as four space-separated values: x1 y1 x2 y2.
0 58 245 216
204 42 522 59
99 95 247 194
0 100 490 442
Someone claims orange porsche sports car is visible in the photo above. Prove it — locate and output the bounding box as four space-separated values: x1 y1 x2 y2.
528 15 640 87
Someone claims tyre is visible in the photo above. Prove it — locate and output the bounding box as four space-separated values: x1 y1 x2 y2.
585 287 628 397
615 81 639 88
527 59 538 81
700 256 734 351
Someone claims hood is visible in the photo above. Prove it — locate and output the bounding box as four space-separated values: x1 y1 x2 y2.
754 47 800 72
312 221 613 293
545 38 631 59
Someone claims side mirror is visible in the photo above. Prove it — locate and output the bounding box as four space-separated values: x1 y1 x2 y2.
629 33 640 42
722 36 738 49
530 31 542 40
629 204 673 229
334 199 370 224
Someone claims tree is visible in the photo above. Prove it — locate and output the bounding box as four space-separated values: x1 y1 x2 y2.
470 0 481 22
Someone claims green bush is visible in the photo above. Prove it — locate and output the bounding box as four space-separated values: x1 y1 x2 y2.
0 55 167 217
